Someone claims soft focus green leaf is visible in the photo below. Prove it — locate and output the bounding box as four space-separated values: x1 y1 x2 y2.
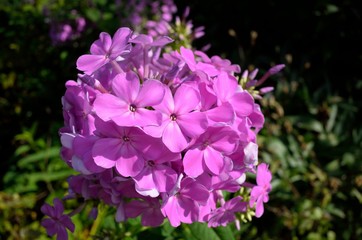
214 226 235 240
185 223 221 240
17 147 60 167
286 116 324 133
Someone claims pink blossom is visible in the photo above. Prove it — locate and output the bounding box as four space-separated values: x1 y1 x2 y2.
133 145 180 197
161 177 210 227
93 72 165 127
76 27 132 74
55 25 281 230
146 84 208 152
207 196 247 227
183 125 239 177
91 118 163 177
249 163 272 217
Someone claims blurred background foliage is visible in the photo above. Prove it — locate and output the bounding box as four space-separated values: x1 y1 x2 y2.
0 0 361 239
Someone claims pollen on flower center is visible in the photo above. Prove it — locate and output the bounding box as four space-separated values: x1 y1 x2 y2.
170 114 177 121
123 136 130 142
129 104 137 112
202 141 209 149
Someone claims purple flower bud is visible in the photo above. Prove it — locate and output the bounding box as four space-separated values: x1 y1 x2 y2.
268 64 285 75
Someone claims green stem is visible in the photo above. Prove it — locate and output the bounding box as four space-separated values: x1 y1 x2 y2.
89 203 107 237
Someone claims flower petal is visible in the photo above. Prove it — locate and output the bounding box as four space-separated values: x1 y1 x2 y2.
162 196 181 227
141 207 164 227
110 27 132 58
53 198 64 218
41 219 57 236
213 72 238 102
91 32 112 54
115 144 144 177
41 203 53 217
153 86 174 114
125 200 147 218
174 84 200 114
256 163 272 187
56 226 68 240
177 111 208 138
183 148 204 178
59 215 75 232
204 147 224 175
112 72 140 103
92 138 120 169
229 91 254 117
206 102 234 124
135 80 165 107
93 93 127 122
255 196 265 218
76 54 108 74
152 165 178 193
162 121 189 152
134 168 158 197
111 108 162 127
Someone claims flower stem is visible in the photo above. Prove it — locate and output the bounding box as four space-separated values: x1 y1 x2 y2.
89 203 107 237
111 60 124 74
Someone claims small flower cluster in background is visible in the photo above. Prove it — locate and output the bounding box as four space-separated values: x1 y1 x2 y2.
43 0 203 48
40 25 283 239
43 8 86 45
117 0 204 48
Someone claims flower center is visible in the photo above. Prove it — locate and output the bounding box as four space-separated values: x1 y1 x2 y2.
123 136 130 142
147 160 155 167
170 114 177 121
129 104 137 112
201 141 209 150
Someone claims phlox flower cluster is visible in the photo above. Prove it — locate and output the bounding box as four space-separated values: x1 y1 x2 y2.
42 26 281 239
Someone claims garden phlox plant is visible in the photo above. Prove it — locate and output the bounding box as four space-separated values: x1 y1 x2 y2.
41 26 284 239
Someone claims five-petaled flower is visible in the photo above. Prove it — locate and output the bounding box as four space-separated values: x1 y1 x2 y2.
41 198 75 240
76 27 132 75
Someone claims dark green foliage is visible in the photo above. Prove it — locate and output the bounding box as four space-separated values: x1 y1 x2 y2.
1 0 361 239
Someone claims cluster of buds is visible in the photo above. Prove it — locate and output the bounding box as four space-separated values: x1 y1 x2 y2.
41 27 283 239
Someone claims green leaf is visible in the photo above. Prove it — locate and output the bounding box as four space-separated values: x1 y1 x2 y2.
17 147 60 168
186 222 221 240
86 8 101 22
286 116 324 133
214 226 235 240
14 145 30 156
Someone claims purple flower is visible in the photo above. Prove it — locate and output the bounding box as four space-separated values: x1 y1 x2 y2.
133 145 180 197
41 198 75 240
61 80 96 136
161 176 209 227
130 34 173 48
207 196 247 227
93 71 165 127
76 27 132 74
91 118 163 177
71 134 105 174
56 25 280 229
213 72 255 118
125 197 165 227
183 125 239 177
195 51 241 74
145 84 208 152
249 163 272 217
